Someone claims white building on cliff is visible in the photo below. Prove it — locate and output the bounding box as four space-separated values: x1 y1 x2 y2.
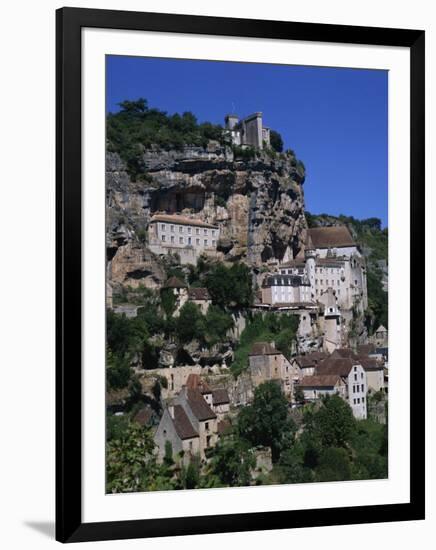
148 213 220 265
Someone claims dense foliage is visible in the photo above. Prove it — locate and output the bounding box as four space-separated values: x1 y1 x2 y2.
238 381 297 461
269 129 284 152
107 98 225 180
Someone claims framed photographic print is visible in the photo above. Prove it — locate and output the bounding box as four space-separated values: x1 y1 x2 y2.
56 7 425 543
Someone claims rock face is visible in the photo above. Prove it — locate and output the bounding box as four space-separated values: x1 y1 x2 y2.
106 143 307 288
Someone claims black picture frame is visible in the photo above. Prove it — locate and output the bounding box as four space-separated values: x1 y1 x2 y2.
56 7 425 543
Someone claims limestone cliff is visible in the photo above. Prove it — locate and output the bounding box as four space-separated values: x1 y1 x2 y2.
106 142 307 289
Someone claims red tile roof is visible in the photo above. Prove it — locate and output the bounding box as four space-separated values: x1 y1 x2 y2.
186 389 217 421
164 276 187 289
186 374 211 394
249 342 280 356
308 226 355 249
212 389 230 405
172 405 198 440
298 374 341 387
316 356 355 377
188 287 211 301
293 351 327 368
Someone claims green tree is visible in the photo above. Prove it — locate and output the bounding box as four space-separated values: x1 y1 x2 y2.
175 302 205 343
106 423 159 493
182 458 201 489
209 435 255 486
238 381 296 461
276 442 312 484
205 263 253 309
315 447 351 482
160 287 177 318
269 130 284 152
311 395 356 448
204 305 234 346
106 348 131 390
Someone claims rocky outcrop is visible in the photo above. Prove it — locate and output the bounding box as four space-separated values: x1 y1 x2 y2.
106 143 307 288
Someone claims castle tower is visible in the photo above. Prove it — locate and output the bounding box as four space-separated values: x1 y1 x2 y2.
304 234 316 300
225 114 239 130
320 288 342 353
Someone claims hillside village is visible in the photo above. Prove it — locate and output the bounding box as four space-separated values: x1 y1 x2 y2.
106 102 388 492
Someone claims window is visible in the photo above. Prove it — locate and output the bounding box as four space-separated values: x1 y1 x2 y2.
189 441 193 451
170 236 175 243
320 280 323 285
204 239 208 246
315 279 318 284
161 224 166 231
205 422 209 431
161 235 166 242
212 240 216 246
206 435 211 448
204 229 208 235
357 398 360 404
354 374 357 381
361 384 364 392
196 228 200 235
170 225 174 232
353 399 356 404
362 397 365 403
196 238 200 245
188 237 192 245
361 373 363 379
188 227 192 234
337 280 340 286
212 230 215 236
179 226 183 233
179 237 183 244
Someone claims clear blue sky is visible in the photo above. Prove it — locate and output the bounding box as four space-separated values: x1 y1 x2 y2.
107 56 388 227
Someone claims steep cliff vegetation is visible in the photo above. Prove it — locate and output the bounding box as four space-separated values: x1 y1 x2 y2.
306 212 388 333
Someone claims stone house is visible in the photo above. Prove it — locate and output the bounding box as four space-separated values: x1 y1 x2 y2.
185 373 230 422
154 384 219 464
290 351 327 379
314 354 368 419
163 277 211 317
148 213 220 265
331 347 385 394
187 287 211 314
356 355 385 394
298 374 346 401
248 342 297 397
154 404 201 466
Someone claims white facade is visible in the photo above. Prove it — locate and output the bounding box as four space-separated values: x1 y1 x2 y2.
261 274 312 305
347 363 368 419
148 214 220 265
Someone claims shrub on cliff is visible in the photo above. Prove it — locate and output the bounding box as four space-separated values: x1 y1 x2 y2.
269 129 284 152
